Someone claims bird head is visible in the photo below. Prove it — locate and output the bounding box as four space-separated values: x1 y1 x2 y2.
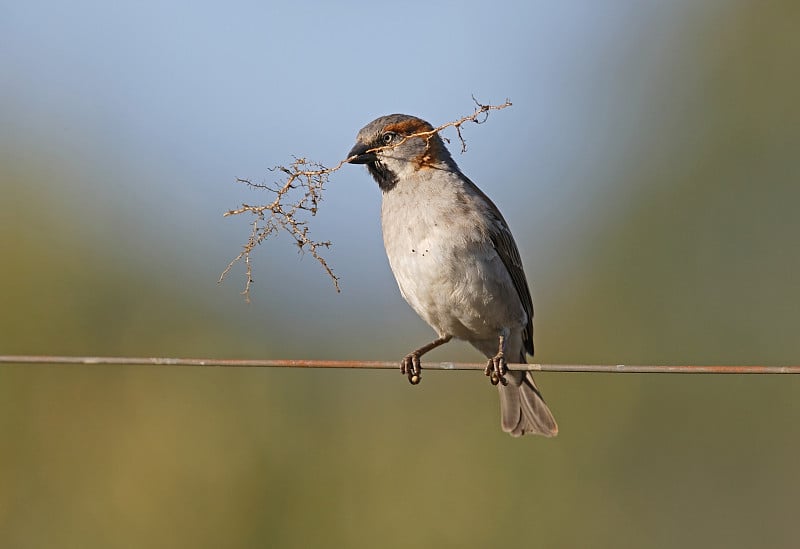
346 114 457 191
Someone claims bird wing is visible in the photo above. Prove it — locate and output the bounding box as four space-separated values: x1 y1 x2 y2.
465 178 535 356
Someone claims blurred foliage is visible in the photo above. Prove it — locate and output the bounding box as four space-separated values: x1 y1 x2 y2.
2 1 800 548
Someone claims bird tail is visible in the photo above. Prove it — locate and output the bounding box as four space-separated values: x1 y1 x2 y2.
498 356 558 437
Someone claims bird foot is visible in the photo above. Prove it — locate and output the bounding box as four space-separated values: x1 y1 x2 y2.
401 353 422 385
484 353 509 386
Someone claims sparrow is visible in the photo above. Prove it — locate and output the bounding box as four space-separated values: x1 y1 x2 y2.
346 113 558 437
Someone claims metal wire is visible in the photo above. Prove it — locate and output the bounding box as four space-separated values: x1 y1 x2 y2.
0 355 798 374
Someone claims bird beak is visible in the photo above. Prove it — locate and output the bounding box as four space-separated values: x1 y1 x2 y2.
347 142 377 164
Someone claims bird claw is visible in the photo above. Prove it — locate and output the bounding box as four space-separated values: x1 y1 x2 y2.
401 353 422 385
484 353 508 386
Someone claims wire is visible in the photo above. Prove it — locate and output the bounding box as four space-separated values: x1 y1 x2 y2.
0 355 797 374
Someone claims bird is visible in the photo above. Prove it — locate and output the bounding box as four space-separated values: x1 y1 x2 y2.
346 113 558 437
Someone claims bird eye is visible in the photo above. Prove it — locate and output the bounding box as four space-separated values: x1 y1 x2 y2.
381 132 396 145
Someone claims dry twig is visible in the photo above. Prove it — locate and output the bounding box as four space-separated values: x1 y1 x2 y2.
220 98 513 301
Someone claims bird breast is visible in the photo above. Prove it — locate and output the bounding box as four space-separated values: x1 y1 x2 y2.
380 173 526 342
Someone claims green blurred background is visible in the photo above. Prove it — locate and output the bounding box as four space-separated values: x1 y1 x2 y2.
2 1 799 548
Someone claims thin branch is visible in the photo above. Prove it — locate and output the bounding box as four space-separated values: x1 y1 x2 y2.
1 355 798 374
220 98 513 301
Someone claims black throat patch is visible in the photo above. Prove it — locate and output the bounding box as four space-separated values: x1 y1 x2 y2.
367 161 398 192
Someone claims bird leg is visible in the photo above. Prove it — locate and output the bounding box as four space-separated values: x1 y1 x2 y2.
401 335 452 385
484 334 509 386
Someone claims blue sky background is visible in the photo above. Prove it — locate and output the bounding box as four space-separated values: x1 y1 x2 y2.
2 0 720 357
